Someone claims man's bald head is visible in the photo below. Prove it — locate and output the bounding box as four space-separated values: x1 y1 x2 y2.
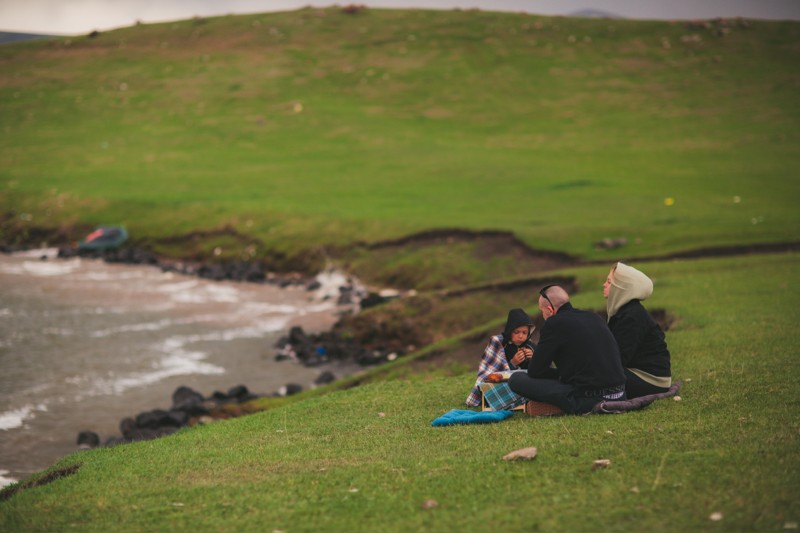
539 285 570 319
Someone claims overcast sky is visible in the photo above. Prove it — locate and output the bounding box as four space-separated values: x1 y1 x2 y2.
2 0 799 35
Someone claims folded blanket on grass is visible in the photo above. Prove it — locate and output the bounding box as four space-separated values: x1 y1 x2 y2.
591 381 683 414
432 409 515 427
482 382 527 411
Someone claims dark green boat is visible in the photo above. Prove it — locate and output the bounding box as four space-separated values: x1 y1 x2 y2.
78 226 128 251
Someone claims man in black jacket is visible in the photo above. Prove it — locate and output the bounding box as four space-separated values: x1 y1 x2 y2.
509 285 626 414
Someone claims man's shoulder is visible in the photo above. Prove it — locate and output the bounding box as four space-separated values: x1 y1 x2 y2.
556 306 606 327
557 305 597 318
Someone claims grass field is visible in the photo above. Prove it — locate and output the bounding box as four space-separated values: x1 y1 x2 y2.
2 253 798 531
1 7 799 531
1 8 798 271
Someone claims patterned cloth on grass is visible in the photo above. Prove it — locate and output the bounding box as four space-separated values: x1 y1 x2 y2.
431 409 515 427
482 382 528 411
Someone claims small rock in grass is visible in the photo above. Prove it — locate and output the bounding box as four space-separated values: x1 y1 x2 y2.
631 486 640 494
421 499 438 509
503 447 538 461
592 459 611 470
784 522 798 530
674 396 682 402
710 512 723 521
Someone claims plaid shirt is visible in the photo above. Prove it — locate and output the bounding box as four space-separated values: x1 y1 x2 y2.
465 334 512 407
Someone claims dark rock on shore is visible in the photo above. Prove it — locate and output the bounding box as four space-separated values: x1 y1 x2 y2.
58 245 159 265
78 382 305 450
227 385 258 403
359 292 392 309
314 371 336 385
171 386 209 416
276 383 302 397
274 325 406 369
52 244 330 289
77 431 100 449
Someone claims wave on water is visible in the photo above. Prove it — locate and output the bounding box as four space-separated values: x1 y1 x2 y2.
0 259 82 277
76 270 151 282
0 403 48 431
169 283 242 304
84 350 226 396
0 469 17 489
89 317 191 338
8 248 60 259
155 279 198 292
72 316 293 398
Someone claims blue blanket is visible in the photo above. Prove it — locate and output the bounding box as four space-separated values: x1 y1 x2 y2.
431 409 515 427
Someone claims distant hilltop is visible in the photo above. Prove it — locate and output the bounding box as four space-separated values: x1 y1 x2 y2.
0 31 56 45
569 9 624 19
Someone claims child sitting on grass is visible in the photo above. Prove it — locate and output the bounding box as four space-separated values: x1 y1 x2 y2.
465 308 536 407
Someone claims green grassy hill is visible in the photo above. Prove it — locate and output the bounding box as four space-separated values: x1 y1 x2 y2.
1 8 799 531
1 8 798 281
2 253 798 531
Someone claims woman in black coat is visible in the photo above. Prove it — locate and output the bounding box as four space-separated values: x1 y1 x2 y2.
604 262 672 398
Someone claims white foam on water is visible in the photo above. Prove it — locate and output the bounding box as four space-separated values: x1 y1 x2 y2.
77 270 150 282
313 269 351 301
156 317 290 348
11 248 60 259
170 283 241 304
90 317 186 338
156 279 199 294
204 284 241 302
79 349 226 397
0 403 47 431
103 352 225 395
0 469 17 489
19 260 83 277
236 301 301 315
0 262 33 276
80 319 294 397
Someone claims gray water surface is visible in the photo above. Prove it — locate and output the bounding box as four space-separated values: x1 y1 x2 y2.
0 250 358 486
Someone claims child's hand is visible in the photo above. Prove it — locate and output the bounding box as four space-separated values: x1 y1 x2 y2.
511 350 527 365
518 347 533 359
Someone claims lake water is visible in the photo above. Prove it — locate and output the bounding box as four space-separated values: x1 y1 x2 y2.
0 249 360 487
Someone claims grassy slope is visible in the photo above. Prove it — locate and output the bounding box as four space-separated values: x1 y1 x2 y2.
1 9 798 265
2 252 798 531
1 8 798 530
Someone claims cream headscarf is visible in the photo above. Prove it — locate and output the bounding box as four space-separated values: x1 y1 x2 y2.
606 262 653 321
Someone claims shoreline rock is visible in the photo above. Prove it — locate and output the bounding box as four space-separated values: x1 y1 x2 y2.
77 381 316 450
55 245 326 290
272 325 404 368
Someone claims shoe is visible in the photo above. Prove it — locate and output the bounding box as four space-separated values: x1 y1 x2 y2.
525 401 564 417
